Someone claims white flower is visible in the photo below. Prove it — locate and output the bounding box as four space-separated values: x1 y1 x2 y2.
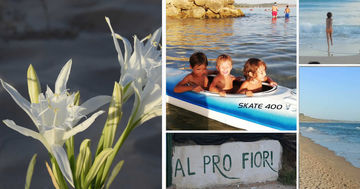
129 65 162 128
105 17 161 101
1 60 111 187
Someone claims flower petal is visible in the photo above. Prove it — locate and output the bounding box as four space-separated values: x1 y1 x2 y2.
55 59 72 94
79 95 111 116
144 27 161 58
1 80 38 125
2 119 50 151
64 110 105 140
51 144 74 187
105 17 124 69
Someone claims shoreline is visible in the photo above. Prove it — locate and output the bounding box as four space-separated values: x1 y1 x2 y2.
300 135 360 188
300 54 360 64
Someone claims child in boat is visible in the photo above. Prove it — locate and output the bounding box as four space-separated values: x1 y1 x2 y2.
209 54 237 96
272 2 278 18
326 12 333 52
237 58 277 97
285 5 290 19
174 52 209 93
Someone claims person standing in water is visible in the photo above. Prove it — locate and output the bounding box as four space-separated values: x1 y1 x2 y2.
272 2 278 18
326 12 333 52
285 5 290 19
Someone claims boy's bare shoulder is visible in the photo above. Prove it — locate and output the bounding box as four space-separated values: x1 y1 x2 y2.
240 80 250 87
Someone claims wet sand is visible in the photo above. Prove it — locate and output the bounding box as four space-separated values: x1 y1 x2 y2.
300 55 360 64
300 135 360 188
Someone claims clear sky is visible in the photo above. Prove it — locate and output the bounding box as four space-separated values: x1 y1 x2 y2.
300 67 360 122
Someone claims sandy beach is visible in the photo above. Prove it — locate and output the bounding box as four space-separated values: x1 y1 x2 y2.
300 55 360 64
300 135 360 188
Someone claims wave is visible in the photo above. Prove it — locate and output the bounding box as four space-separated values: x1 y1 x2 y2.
300 23 360 37
303 127 316 132
356 127 360 130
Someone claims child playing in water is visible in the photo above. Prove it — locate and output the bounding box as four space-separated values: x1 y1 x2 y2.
174 52 209 93
272 2 278 18
237 58 277 97
209 54 237 96
326 12 333 52
285 5 290 19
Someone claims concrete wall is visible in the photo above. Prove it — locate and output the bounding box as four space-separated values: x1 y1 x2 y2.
172 140 282 188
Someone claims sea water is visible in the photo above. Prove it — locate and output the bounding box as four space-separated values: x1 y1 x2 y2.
300 0 360 56
166 8 296 129
300 122 360 168
167 7 296 89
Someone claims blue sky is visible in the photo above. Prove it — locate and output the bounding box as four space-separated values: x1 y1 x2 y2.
300 67 360 122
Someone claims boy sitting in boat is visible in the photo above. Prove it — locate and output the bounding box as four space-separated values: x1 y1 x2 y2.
209 54 238 96
237 58 277 97
174 52 209 93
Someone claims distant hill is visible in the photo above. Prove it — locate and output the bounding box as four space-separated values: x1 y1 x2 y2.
299 113 360 123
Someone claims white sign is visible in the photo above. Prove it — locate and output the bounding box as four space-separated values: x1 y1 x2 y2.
172 140 282 188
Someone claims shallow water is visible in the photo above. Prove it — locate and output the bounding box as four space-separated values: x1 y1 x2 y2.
300 0 360 56
167 8 296 88
300 122 360 168
166 8 296 130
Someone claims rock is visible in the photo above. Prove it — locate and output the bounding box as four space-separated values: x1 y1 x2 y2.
166 0 244 18
205 0 224 13
194 0 206 6
190 6 206 18
205 9 220 18
167 4 181 17
219 7 236 18
237 8 245 17
226 0 235 5
172 0 193 10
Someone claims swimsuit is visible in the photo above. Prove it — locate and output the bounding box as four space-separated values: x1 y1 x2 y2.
272 11 277 17
285 13 289 18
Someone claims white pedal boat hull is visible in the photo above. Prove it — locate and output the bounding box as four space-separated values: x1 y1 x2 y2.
166 68 297 131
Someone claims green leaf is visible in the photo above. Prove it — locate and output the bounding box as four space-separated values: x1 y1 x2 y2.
103 82 122 149
122 81 133 102
65 136 75 176
75 139 91 184
94 82 122 187
80 146 92 186
27 64 41 103
25 153 37 189
73 91 80 106
45 161 60 189
50 155 68 189
106 160 124 189
83 148 114 189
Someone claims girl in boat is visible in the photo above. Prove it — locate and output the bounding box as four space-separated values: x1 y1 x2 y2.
237 58 277 97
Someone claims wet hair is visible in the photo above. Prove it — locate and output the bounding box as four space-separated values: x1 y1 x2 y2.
216 54 232 66
327 12 332 18
189 52 208 68
243 58 267 80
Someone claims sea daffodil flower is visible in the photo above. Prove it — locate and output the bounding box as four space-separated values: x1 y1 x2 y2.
129 65 161 129
105 17 161 101
1 60 111 186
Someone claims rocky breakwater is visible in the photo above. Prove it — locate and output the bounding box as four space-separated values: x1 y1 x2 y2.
166 0 245 19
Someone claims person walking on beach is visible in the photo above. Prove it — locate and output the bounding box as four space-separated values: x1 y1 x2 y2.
272 2 278 18
285 5 290 19
326 12 333 52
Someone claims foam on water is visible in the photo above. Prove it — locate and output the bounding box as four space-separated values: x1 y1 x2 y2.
301 122 360 168
300 0 360 56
